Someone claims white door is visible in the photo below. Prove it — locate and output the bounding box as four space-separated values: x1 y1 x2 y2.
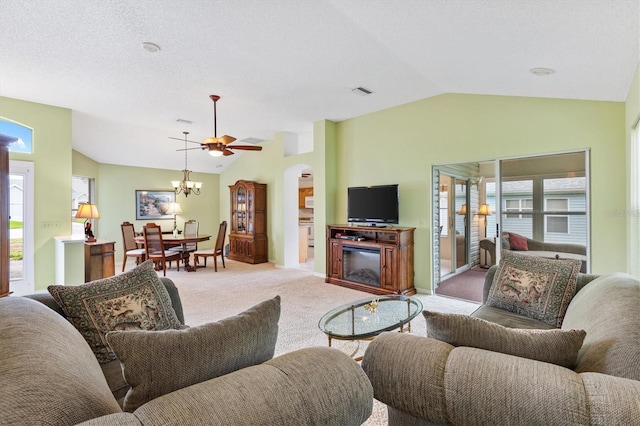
9 160 34 295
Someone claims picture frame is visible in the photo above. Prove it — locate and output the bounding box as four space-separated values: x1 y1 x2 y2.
135 190 176 220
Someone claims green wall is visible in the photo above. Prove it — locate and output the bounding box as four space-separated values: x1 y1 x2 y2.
2 96 72 289
95 164 221 259
2 85 633 293
218 131 316 267
626 64 640 274
334 94 625 291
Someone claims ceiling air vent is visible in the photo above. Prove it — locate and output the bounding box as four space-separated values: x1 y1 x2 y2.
352 86 373 96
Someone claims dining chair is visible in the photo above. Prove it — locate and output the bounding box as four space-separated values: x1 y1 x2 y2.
143 223 181 276
120 221 145 272
168 219 199 266
194 221 227 272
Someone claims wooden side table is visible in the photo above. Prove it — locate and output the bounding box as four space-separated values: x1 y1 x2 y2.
85 240 115 282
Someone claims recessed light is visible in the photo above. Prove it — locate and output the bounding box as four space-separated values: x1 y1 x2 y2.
142 42 161 53
530 67 555 76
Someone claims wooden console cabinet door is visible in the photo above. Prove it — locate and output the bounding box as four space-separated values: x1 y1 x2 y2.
327 240 342 278
84 240 115 282
228 180 267 264
380 246 398 291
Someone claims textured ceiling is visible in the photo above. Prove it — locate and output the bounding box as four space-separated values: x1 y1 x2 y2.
0 0 638 174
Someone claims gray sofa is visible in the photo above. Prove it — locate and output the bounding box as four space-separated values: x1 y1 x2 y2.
362 268 640 425
481 232 587 272
1 278 373 426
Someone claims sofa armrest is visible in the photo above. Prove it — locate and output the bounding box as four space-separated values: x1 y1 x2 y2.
128 347 373 426
362 332 640 426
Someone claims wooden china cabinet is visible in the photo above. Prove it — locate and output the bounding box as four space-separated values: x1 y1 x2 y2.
228 180 267 264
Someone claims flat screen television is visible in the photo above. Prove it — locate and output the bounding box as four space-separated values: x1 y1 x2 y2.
347 184 399 225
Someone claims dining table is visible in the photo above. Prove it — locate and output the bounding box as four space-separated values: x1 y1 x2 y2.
135 234 211 272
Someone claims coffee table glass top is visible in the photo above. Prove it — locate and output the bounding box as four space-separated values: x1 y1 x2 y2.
318 295 423 339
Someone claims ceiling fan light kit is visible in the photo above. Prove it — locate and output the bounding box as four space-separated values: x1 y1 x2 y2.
172 131 202 197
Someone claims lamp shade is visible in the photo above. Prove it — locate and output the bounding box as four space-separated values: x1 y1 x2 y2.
478 204 492 216
166 202 183 215
457 204 467 216
75 202 100 219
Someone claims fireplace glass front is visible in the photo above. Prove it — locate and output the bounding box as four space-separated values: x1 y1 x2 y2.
342 245 381 288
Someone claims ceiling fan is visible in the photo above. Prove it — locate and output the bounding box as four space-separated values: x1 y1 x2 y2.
170 95 263 157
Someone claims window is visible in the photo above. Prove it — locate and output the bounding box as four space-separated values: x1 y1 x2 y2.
439 189 448 236
72 176 94 236
1 119 33 153
505 198 533 218
545 198 569 234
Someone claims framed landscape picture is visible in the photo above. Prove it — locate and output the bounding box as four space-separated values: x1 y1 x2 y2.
135 190 175 220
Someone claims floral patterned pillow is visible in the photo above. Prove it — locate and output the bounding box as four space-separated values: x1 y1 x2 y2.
487 251 582 327
48 260 183 365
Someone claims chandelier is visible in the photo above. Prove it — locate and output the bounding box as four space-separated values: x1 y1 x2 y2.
171 131 202 197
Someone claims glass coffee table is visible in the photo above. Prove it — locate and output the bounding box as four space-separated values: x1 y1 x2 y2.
318 295 423 360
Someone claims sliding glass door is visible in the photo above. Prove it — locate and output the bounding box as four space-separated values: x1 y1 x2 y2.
433 150 590 292
497 152 588 258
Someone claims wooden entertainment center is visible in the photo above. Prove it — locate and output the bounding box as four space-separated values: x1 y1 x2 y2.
326 225 415 295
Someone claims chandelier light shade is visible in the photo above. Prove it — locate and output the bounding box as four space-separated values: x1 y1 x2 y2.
172 131 202 197
75 202 100 242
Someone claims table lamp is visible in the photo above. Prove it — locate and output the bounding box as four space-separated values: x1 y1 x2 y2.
166 202 183 237
75 202 100 242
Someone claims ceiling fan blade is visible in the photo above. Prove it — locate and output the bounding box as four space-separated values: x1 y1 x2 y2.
228 145 263 151
204 135 236 145
223 149 234 156
169 136 200 145
218 135 236 145
176 147 202 151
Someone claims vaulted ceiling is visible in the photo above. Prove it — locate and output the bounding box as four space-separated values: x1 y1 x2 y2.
1 0 638 173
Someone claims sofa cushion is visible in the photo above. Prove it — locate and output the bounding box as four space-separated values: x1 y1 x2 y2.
48 260 183 365
423 310 586 368
0 297 122 425
486 251 581 327
507 232 528 251
106 296 281 412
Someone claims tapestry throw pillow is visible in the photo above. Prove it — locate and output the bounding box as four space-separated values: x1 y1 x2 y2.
508 232 529 251
106 296 281 412
48 260 183 365
423 310 586 368
486 251 582 327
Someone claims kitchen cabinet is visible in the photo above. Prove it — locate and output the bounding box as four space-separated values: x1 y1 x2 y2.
229 180 267 264
299 226 309 262
298 187 313 208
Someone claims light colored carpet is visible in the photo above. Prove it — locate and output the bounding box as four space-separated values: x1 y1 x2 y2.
141 259 480 425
